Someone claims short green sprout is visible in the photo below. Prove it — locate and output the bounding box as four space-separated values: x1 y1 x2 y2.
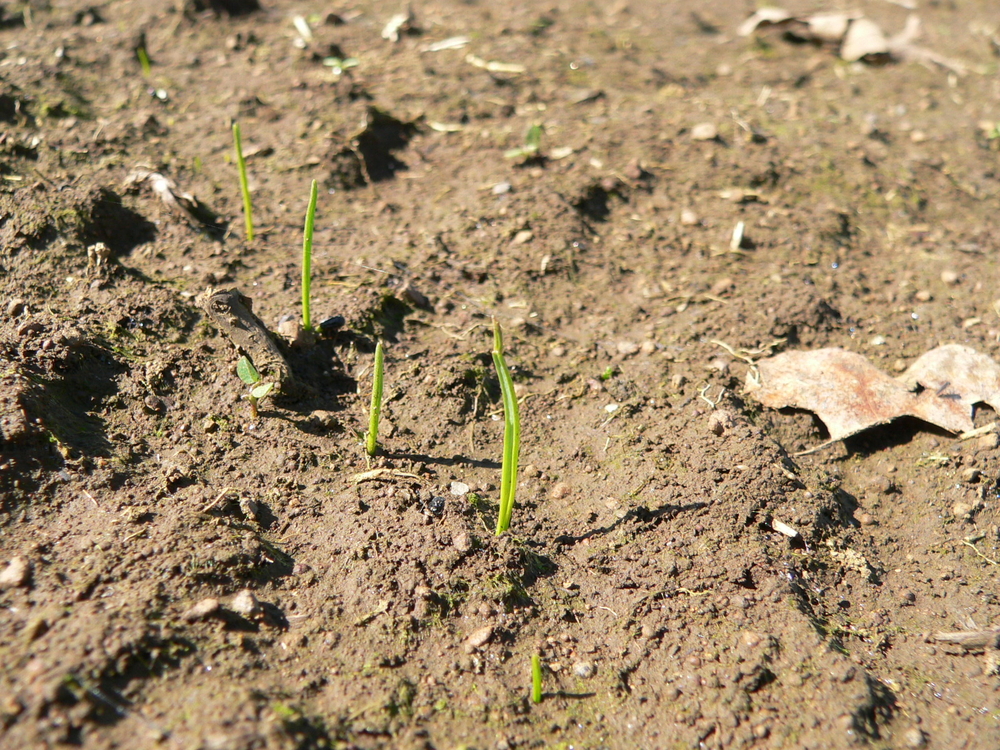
492 319 520 535
301 179 318 332
237 356 273 419
505 124 543 160
323 56 359 78
531 655 543 704
232 122 254 241
365 340 385 457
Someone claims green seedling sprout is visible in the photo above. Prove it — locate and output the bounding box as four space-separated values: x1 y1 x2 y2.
504 124 543 160
136 45 152 78
323 56 359 78
232 122 255 241
492 319 520 535
365 340 385 457
531 654 543 704
301 179 318 332
237 356 273 419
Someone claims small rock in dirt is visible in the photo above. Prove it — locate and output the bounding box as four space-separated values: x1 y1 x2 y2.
318 315 346 336
292 562 312 575
229 589 262 619
399 281 430 309
550 345 566 357
277 318 315 348
144 395 166 413
961 468 981 483
452 532 472 553
182 598 221 622
691 122 718 141
0 557 31 589
952 501 976 521
708 410 736 436
940 270 960 285
512 230 533 245
16 321 43 338
5 298 26 317
976 433 1000 451
900 590 916 606
492 181 511 195
551 482 571 500
903 727 926 748
741 631 762 648
624 159 646 181
915 289 932 302
573 661 596 679
309 410 339 430
640 340 657 355
709 277 734 297
450 481 470 496
201 418 219 433
680 209 699 226
463 625 494 653
617 340 639 356
858 513 876 526
670 373 687 390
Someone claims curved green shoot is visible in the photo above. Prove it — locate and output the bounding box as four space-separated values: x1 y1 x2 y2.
232 122 254 241
492 319 520 535
302 179 318 331
531 654 543 704
365 340 385 456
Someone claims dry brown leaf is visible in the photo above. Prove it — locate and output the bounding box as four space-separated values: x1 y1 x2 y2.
899 344 1000 417
746 347 972 442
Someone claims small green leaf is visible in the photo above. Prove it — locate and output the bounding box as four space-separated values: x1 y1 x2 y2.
237 356 260 385
525 124 542 150
251 382 273 400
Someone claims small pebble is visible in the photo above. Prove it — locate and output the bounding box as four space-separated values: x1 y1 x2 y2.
229 589 262 619
961 468 981 483
903 727 926 748
573 661 595 679
914 289 932 302
6 298 26 317
977 433 1000 451
550 345 566 358
450 481 470 496
741 631 762 648
0 557 31 589
463 625 494 653
550 482 571 500
709 277 734 297
492 181 511 195
680 209 699 226
708 410 735 436
640 340 657 355
181 598 221 622
452 532 472 553
691 122 718 141
512 230 533 245
952 501 975 521
617 340 639 356
940 270 960 285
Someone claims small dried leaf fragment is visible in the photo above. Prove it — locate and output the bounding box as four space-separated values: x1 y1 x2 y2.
900 344 1000 417
124 168 223 231
746 348 971 442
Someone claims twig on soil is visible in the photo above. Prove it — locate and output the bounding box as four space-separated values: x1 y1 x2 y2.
933 629 1000 651
351 468 420 484
962 539 999 566
199 288 297 395
199 487 238 513
959 421 997 441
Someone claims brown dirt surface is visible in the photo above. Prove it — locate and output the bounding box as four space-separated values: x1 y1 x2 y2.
2 1 1000 748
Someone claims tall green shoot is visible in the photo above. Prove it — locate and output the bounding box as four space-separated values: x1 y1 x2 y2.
366 340 385 456
492 319 520 535
302 179 318 331
531 655 543 704
232 122 254 241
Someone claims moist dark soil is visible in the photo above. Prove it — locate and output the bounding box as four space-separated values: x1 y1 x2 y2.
2 2 1000 749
